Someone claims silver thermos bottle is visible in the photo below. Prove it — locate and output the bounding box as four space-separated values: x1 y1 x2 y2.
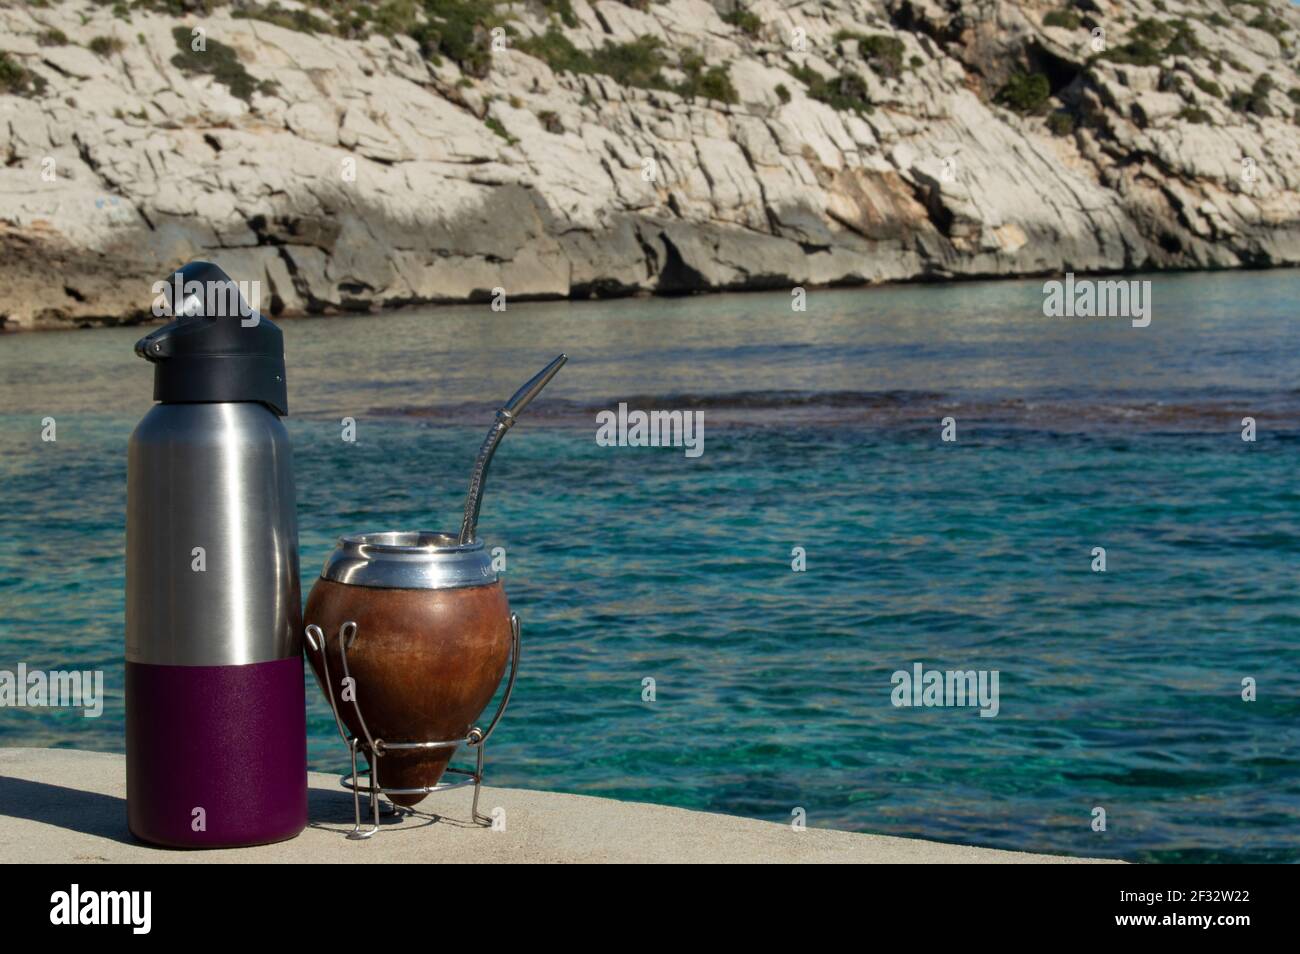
125 261 306 847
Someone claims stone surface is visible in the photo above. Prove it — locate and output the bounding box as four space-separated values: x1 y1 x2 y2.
0 0 1298 327
0 748 1118 863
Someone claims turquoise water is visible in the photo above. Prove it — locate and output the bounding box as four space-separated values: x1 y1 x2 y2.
2 270 1298 862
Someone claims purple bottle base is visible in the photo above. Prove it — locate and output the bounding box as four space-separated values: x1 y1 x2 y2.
126 657 307 849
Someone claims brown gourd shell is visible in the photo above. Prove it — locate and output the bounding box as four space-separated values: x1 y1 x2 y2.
305 577 512 807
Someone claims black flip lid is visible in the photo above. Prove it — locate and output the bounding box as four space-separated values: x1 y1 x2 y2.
135 262 288 416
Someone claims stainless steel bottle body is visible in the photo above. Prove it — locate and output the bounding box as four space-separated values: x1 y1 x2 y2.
126 401 305 847
126 403 301 666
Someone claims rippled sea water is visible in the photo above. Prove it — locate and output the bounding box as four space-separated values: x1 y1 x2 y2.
2 270 1298 862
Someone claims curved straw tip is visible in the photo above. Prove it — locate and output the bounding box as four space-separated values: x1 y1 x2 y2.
544 352 568 378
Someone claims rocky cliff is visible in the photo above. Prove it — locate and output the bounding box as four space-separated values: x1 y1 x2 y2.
1 0 1298 328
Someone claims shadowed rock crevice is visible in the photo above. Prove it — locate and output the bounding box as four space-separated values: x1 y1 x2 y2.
654 229 710 294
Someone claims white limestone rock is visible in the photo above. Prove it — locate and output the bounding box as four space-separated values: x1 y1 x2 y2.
1 0 1299 327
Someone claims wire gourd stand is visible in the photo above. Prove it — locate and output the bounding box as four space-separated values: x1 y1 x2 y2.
305 613 520 840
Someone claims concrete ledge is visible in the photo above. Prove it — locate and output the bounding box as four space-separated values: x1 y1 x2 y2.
0 748 1117 863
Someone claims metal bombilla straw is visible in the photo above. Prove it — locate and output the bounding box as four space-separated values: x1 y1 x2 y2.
459 354 568 545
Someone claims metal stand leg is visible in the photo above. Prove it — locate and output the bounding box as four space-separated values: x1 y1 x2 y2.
348 737 378 840
471 743 488 826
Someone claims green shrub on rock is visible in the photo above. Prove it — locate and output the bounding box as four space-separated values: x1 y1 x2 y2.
517 28 739 102
484 115 516 144
409 0 495 77
592 36 670 89
517 29 670 90
232 2 335 34
1193 75 1223 99
1105 17 1204 66
1046 111 1076 136
89 36 125 57
678 52 738 104
1044 10 1082 30
723 9 763 38
833 30 905 78
789 64 873 114
1248 13 1289 40
1228 74 1275 117
541 0 579 29
0 51 47 96
169 25 265 102
997 72 1051 113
